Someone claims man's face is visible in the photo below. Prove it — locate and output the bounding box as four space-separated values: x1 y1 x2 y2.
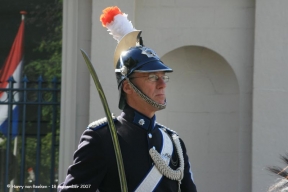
129 71 167 105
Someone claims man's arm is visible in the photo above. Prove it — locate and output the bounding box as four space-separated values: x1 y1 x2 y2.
179 139 197 192
58 129 107 192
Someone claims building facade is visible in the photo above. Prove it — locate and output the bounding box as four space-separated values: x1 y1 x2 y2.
59 0 288 191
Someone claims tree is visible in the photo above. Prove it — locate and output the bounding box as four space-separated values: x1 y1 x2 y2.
0 0 62 190
24 0 62 80
21 0 62 188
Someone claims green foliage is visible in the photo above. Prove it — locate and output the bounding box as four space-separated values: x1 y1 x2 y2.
19 0 62 187
24 0 62 81
20 129 60 185
0 135 5 148
0 1 62 190
25 39 61 76
40 129 59 171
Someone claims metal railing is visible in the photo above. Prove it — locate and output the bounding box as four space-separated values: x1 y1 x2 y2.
0 76 61 192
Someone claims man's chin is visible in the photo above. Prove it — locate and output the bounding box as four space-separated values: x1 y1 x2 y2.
156 98 167 105
154 96 166 103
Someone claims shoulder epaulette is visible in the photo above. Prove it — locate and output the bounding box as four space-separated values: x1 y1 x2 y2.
156 122 178 135
87 114 118 131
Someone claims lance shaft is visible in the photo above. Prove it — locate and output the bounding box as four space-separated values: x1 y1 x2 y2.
80 49 128 192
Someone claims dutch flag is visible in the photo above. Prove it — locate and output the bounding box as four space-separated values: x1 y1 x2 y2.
0 14 25 139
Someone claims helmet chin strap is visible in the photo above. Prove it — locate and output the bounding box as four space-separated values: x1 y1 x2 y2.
126 78 166 110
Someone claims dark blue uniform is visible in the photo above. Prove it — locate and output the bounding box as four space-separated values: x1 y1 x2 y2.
58 105 197 192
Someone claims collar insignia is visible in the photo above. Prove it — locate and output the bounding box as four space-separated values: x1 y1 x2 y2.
138 119 145 126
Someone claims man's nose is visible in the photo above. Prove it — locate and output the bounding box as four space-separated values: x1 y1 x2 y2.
157 77 167 89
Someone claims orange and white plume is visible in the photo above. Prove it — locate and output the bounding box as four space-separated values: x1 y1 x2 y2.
100 6 135 42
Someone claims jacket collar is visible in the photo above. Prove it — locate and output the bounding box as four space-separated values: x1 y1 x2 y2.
121 105 156 131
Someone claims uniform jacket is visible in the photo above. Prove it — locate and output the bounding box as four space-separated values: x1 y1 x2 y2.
58 105 197 192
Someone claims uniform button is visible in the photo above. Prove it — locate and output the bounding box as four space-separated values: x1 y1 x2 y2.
148 133 152 138
138 119 145 126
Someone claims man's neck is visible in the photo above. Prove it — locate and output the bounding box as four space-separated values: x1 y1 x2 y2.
126 102 156 118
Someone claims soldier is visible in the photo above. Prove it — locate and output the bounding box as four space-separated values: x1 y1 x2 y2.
58 6 197 192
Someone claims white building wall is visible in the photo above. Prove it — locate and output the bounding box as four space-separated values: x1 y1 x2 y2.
59 0 92 182
161 46 241 191
253 0 288 191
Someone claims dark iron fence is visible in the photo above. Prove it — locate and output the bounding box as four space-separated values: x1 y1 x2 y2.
0 76 61 192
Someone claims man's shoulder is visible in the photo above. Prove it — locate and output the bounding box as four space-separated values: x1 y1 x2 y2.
156 122 178 136
87 114 118 131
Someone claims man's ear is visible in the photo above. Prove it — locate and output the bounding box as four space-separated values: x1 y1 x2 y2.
122 80 133 94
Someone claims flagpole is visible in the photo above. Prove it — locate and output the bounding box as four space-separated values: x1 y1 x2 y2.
20 11 27 20
8 11 26 192
19 11 27 191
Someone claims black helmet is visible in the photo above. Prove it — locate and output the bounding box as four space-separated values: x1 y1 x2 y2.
116 45 173 109
115 46 172 88
114 31 172 109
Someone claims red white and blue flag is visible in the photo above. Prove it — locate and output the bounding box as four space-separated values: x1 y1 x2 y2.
0 15 25 138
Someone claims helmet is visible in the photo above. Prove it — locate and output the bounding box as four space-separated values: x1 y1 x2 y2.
116 45 173 109
116 45 172 88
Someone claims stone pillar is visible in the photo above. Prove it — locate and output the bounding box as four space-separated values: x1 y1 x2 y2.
253 0 288 191
58 0 92 182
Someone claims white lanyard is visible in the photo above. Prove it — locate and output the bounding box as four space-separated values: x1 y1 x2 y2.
135 129 173 192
